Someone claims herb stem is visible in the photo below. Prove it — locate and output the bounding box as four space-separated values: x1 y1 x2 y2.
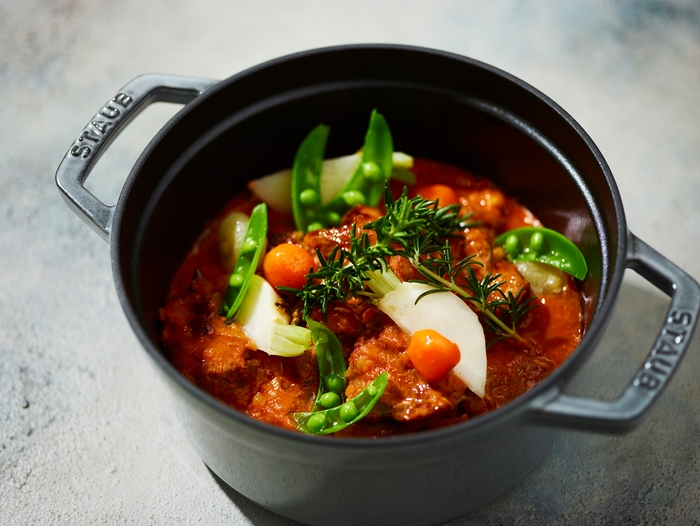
411 262 523 341
285 184 535 343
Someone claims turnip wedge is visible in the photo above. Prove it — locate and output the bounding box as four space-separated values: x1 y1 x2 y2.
247 152 415 214
365 269 486 397
235 274 311 357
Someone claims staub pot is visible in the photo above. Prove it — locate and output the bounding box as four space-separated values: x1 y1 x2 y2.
56 45 700 526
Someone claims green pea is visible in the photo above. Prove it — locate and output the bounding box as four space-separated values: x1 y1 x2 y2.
307 318 348 412
300 188 319 205
339 402 359 422
307 413 328 433
222 203 268 322
505 233 520 256
228 274 244 287
361 161 383 183
324 211 341 226
342 190 366 207
530 231 545 254
242 238 258 252
291 124 328 233
294 371 388 435
493 227 588 281
322 110 393 220
307 221 324 232
325 374 345 394
319 392 342 408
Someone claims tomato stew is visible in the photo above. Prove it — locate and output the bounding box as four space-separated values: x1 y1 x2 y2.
159 159 583 437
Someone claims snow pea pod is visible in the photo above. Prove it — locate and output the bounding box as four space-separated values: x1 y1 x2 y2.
306 318 347 411
294 372 388 435
222 202 268 322
494 226 588 280
291 124 329 233
323 109 394 224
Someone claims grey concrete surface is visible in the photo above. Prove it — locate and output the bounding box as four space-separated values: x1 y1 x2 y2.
1 1 699 524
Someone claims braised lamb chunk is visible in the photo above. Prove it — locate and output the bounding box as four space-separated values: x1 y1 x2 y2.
345 309 466 423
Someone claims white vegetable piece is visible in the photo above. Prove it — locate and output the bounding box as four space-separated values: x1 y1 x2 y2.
246 167 294 214
516 260 566 295
318 154 363 205
247 152 414 214
371 273 487 397
218 212 250 272
235 274 310 357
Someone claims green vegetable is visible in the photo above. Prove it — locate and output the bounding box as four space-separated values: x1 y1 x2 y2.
221 202 268 322
324 109 394 222
289 110 395 233
306 318 347 411
291 124 329 232
494 226 588 280
269 323 312 357
286 184 537 343
294 372 388 435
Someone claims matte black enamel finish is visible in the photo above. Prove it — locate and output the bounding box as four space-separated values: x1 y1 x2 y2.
55 45 700 526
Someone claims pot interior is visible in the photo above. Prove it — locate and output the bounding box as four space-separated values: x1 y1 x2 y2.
114 45 624 408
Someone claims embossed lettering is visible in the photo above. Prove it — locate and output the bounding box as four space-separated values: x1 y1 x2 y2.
69 91 133 162
78 130 100 143
662 327 686 345
652 340 679 356
635 372 661 390
646 357 672 375
70 145 91 158
90 120 112 134
669 310 693 326
112 92 133 108
99 104 120 119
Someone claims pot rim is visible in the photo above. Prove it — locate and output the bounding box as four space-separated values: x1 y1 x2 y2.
112 43 629 449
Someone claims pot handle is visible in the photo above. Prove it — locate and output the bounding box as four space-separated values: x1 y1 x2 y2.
528 233 700 433
55 73 219 242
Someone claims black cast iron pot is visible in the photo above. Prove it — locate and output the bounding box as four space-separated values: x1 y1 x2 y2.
55 45 700 526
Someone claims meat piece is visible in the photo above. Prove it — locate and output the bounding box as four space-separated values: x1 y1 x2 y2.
460 347 555 416
458 226 494 280
345 310 466 423
454 228 530 306
489 259 530 303
159 272 318 430
302 223 353 261
340 204 382 228
308 301 367 359
388 255 420 282
459 187 506 227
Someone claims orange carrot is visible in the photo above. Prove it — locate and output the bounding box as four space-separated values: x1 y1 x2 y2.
415 184 459 207
263 243 315 289
407 329 461 382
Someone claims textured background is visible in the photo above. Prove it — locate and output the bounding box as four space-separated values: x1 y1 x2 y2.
1 1 699 524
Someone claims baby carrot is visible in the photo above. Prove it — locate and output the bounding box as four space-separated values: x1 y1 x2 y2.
263 243 315 290
407 328 461 383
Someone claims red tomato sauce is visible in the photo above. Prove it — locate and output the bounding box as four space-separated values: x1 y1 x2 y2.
159 159 583 437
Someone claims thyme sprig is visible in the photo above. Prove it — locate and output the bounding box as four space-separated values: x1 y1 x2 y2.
283 185 537 342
